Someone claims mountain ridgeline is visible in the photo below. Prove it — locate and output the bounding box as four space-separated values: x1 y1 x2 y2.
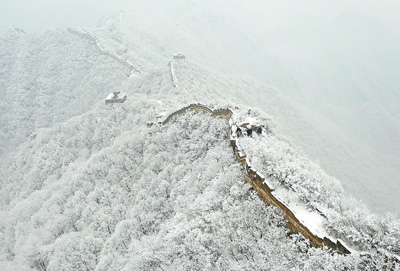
0 11 400 271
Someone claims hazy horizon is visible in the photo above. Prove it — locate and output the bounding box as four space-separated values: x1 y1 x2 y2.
2 0 400 34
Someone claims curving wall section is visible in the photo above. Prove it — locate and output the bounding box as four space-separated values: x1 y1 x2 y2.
231 138 350 254
162 104 350 255
161 104 231 125
68 28 141 75
168 61 179 89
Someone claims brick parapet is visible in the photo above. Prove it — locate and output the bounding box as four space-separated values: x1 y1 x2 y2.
162 104 350 255
162 104 232 125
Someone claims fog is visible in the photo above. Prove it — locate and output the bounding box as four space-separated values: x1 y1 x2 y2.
2 0 400 34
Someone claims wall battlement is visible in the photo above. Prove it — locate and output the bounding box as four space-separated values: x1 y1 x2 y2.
231 136 349 254
68 28 141 75
162 104 350 255
162 104 232 125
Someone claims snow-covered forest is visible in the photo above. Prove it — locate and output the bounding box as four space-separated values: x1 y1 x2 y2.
0 111 354 270
1 3 400 271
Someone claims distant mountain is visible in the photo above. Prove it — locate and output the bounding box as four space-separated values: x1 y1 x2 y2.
1 9 399 271
63 10 400 214
0 27 127 163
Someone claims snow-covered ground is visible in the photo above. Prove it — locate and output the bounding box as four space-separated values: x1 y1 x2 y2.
1 9 400 270
70 9 400 215
272 187 328 239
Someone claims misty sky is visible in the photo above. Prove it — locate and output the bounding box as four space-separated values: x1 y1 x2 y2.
1 0 400 33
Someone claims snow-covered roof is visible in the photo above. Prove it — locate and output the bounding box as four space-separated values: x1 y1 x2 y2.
173 53 186 60
156 112 167 119
105 91 127 104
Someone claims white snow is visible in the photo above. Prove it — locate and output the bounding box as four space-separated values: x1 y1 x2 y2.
119 11 124 23
272 187 328 238
105 92 127 104
1 10 399 269
76 9 400 215
246 158 252 167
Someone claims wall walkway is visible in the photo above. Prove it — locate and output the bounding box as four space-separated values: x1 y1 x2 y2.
68 28 141 75
162 103 350 254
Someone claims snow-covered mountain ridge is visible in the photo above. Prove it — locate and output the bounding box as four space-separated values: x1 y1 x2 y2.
1 9 400 270
161 103 400 263
0 26 127 164
64 10 400 214
2 92 399 269
159 103 351 253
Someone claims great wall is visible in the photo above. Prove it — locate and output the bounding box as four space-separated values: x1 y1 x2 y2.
168 61 179 89
161 103 351 255
68 28 142 75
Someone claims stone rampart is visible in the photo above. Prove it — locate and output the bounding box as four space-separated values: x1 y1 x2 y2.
168 61 178 89
212 109 233 121
163 104 350 255
162 104 231 125
231 138 350 254
68 28 141 74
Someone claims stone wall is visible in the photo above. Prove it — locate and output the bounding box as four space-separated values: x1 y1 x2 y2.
162 104 231 125
231 138 350 254
68 28 141 75
162 104 350 255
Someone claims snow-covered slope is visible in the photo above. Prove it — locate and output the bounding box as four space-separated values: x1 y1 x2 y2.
64 10 400 214
0 27 127 164
0 108 364 270
1 9 400 271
